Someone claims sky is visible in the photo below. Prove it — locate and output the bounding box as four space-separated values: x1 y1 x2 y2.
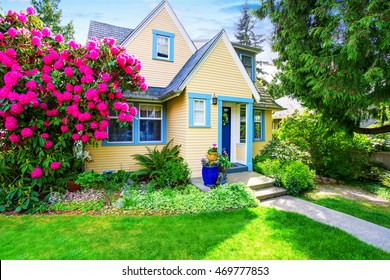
1 0 278 78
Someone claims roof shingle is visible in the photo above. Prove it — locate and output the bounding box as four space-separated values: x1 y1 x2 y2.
87 20 133 44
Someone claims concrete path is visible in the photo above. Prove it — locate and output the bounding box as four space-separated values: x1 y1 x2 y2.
261 196 390 253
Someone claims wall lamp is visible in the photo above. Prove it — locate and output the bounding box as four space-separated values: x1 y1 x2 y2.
212 94 218 105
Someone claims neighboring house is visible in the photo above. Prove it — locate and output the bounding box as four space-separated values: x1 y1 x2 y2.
86 0 282 177
272 96 304 130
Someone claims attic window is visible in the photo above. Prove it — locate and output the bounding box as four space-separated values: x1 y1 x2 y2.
240 54 254 80
157 35 169 58
152 30 175 62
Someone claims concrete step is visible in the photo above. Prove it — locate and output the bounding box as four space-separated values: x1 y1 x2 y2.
226 172 275 190
254 186 287 201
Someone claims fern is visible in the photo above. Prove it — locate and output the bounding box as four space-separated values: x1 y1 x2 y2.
132 139 182 179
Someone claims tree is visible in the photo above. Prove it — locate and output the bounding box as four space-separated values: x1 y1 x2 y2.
0 7 147 211
30 0 74 41
234 1 264 48
254 0 390 134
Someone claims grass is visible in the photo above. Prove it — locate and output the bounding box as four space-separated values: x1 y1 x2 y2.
1 207 389 260
302 195 390 229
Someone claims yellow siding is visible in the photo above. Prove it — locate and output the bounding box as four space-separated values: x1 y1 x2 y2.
125 8 193 88
166 90 188 159
252 110 273 156
186 40 253 99
85 144 166 173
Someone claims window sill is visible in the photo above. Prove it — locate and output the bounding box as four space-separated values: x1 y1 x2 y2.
102 141 166 146
152 57 174 63
189 125 211 128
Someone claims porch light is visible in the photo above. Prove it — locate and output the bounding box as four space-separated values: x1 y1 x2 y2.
212 94 218 105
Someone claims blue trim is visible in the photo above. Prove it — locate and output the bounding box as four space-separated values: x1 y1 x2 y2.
102 102 166 146
188 92 211 128
253 110 266 142
152 30 175 62
237 51 256 82
247 103 253 171
217 95 254 171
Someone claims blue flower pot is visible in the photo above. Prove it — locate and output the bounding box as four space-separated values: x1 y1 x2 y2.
202 165 219 187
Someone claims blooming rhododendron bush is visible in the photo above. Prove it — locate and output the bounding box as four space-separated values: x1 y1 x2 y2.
0 7 147 212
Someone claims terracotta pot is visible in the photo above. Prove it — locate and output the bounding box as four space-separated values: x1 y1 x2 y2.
67 181 81 192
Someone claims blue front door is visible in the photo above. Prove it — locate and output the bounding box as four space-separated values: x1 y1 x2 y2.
222 107 231 159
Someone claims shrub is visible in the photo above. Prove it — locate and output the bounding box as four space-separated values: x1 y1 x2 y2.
118 183 258 215
256 159 283 187
0 7 146 212
152 160 191 189
281 161 315 196
279 110 374 180
75 171 103 188
256 159 315 196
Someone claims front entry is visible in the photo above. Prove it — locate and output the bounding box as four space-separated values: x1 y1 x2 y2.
222 107 231 159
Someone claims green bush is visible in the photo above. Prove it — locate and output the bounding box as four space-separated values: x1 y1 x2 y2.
256 159 315 196
152 160 191 189
281 161 315 196
279 110 374 180
256 159 283 187
119 183 258 215
50 199 106 213
75 171 103 188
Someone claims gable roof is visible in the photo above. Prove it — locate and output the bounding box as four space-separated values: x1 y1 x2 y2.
121 0 196 54
88 20 133 44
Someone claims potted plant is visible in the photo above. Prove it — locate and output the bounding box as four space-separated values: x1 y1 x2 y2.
217 151 232 185
201 158 219 187
207 143 218 162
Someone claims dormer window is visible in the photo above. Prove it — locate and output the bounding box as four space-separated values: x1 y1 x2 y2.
152 30 175 62
240 54 254 80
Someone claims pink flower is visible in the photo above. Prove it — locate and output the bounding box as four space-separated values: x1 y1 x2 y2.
87 102 96 109
43 121 50 127
31 36 41 47
30 167 43 178
140 83 148 91
5 116 18 131
41 27 51 37
0 32 4 41
26 7 36 15
25 80 37 90
94 130 108 140
130 106 138 116
90 121 99 129
115 91 123 99
97 102 108 112
111 46 120 55
41 133 49 139
85 89 97 101
121 103 129 112
54 34 64 43
43 140 53 149
66 84 74 92
46 109 59 117
118 112 127 122
8 28 17 38
60 125 68 133
113 102 122 110
9 134 21 143
101 73 110 82
97 83 107 93
73 95 81 103
6 48 17 58
50 162 61 170
18 13 27 23
99 120 109 130
107 93 115 99
126 114 133 122
81 134 90 143
68 40 78 49
21 127 33 138
64 67 74 77
74 85 82 93
72 133 81 141
39 103 48 110
10 103 24 115
75 123 84 131
90 49 99 60
79 112 92 122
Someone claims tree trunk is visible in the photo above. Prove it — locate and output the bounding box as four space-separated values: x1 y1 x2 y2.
353 124 390 135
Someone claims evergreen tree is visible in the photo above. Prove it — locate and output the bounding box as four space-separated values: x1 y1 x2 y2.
234 1 264 48
254 0 390 134
31 0 74 41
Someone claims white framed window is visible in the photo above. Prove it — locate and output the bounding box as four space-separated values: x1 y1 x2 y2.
139 104 163 142
193 99 206 126
156 35 169 59
108 103 134 143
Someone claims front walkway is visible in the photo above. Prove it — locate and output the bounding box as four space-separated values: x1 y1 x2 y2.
261 196 390 253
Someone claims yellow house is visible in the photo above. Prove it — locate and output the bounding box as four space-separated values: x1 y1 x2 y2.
86 0 282 177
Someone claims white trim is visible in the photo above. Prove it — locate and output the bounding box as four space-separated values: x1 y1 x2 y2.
178 30 261 103
121 0 196 54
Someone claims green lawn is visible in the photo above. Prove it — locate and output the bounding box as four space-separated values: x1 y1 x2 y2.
1 207 389 260
302 195 390 229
